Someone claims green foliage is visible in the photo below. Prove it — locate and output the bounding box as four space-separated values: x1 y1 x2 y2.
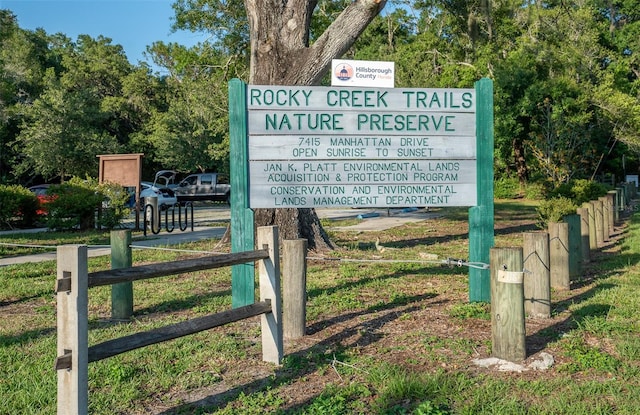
536 196 578 227
550 179 610 205
448 302 490 320
494 176 521 199
0 184 39 229
44 177 129 230
558 336 620 374
14 35 130 181
98 180 132 229
523 182 546 200
293 384 371 415
45 179 102 230
413 400 449 415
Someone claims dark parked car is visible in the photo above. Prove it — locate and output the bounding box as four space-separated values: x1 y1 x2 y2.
173 173 230 203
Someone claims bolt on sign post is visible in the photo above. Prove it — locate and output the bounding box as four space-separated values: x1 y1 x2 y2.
228 78 495 306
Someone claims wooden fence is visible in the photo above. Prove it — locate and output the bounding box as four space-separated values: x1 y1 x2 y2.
55 226 283 415
490 183 636 362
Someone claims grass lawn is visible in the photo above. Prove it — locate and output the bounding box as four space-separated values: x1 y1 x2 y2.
2 201 640 414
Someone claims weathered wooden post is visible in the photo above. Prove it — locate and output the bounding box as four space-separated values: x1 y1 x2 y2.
576 207 591 264
523 232 550 318
583 202 597 250
593 199 605 247
598 196 610 241
549 221 570 290
56 245 89 415
564 214 581 280
614 188 622 222
111 230 133 320
607 191 616 235
490 247 526 362
257 226 283 364
283 239 308 339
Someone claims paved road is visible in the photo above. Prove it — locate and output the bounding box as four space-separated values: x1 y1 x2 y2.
0 226 227 266
0 206 437 266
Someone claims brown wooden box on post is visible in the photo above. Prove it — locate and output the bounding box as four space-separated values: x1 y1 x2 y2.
97 153 143 229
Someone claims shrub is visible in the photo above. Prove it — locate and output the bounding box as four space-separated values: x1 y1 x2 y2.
536 196 578 228
0 184 39 229
494 176 521 199
570 179 610 204
549 179 609 205
45 181 102 230
97 181 131 229
44 177 129 231
523 182 546 200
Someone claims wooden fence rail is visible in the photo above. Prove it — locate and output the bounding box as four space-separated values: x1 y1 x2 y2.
56 226 282 415
87 249 269 287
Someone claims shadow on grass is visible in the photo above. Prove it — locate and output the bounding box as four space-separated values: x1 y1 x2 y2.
132 288 232 317
0 326 56 348
1 287 233 348
525 227 639 356
526 283 617 356
156 293 439 415
338 221 539 251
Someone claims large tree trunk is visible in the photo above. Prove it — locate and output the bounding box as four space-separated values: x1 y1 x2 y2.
244 0 386 251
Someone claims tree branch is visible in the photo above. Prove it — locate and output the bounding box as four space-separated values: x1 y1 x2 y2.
286 0 387 85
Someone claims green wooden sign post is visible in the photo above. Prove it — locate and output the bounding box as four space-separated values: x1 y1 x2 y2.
468 78 495 302
228 77 495 306
229 79 255 308
111 229 133 319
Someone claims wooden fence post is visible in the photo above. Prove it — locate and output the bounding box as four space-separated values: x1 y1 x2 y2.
257 226 283 364
564 214 581 279
56 245 89 415
583 202 597 251
613 189 622 222
599 196 610 241
523 232 550 318
576 207 591 264
593 199 605 247
283 239 308 339
490 247 526 362
111 230 133 320
607 192 616 234
549 221 570 290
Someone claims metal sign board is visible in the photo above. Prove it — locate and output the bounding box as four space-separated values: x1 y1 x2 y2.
246 85 476 208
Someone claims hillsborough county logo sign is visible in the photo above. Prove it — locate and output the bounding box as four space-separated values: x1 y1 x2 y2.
331 59 395 88
334 63 354 81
